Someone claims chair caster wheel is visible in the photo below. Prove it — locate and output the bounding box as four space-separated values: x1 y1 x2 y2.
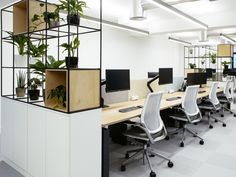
234 114 236 117
215 120 218 122
120 165 126 172
168 161 174 168
150 171 156 177
223 123 226 127
125 153 129 159
194 123 198 125
180 142 184 147
149 154 155 157
165 136 170 140
209 125 213 129
221 115 224 118
230 112 233 114
199 140 204 145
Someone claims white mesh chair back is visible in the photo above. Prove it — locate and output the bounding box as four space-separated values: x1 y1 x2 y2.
141 92 164 134
209 82 220 105
224 80 232 100
182 85 199 116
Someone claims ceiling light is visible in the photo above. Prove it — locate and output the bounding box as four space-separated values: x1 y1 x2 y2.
220 33 236 44
82 16 149 35
168 37 192 45
146 0 208 29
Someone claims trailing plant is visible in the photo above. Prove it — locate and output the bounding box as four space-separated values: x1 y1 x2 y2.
189 63 196 69
5 31 28 55
28 39 48 57
30 55 65 77
47 85 66 108
60 36 80 57
57 0 87 16
28 78 42 90
31 3 63 31
16 70 26 88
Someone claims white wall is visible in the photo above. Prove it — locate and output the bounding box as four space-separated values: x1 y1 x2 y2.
101 26 184 79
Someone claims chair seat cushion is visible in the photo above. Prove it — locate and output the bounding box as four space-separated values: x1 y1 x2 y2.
198 102 214 110
123 126 165 142
169 111 200 123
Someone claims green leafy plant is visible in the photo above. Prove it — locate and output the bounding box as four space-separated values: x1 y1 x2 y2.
31 3 63 30
30 55 65 76
221 61 232 66
57 0 86 16
16 70 26 88
210 53 217 64
189 63 196 69
60 36 80 57
28 40 48 57
28 78 42 90
5 31 28 55
47 85 66 108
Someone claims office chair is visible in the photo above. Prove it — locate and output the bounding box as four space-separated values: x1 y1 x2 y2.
168 85 204 147
198 82 226 129
218 80 236 117
120 92 174 177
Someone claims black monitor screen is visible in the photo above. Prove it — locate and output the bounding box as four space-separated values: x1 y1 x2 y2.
148 72 159 78
187 73 207 86
106 69 130 92
159 68 173 85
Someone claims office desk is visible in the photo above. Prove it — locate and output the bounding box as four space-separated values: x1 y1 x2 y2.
102 87 223 127
101 87 223 177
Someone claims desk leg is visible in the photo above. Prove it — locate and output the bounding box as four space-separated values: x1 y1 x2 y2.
102 128 110 177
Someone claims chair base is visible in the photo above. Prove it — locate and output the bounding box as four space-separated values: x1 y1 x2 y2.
121 144 173 176
168 124 204 147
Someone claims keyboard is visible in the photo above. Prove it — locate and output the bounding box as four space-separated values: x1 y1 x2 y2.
198 90 206 94
119 106 142 113
166 97 181 101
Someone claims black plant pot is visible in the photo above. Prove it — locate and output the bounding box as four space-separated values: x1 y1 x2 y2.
66 57 78 68
67 14 80 25
28 90 40 100
224 65 229 69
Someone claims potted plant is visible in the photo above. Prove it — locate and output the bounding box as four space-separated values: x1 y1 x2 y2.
28 78 42 100
47 85 66 108
28 39 48 64
60 36 80 68
221 61 232 69
57 0 86 25
31 3 63 30
5 31 28 67
30 55 65 100
189 63 196 69
16 70 26 97
210 53 217 66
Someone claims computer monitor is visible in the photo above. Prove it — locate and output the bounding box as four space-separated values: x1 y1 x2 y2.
148 72 159 78
187 73 207 87
159 68 173 85
105 69 130 92
206 68 213 78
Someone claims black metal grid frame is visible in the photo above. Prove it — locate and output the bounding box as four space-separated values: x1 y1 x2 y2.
1 0 103 114
184 45 234 81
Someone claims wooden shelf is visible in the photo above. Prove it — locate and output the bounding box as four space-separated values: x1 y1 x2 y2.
217 44 233 58
13 0 57 34
45 69 100 113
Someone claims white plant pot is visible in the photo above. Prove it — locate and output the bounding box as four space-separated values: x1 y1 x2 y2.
30 57 41 65
14 55 27 67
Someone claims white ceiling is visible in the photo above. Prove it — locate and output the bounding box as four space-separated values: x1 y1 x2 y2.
84 0 236 42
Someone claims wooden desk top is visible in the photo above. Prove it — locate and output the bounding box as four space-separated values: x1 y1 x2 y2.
102 87 223 127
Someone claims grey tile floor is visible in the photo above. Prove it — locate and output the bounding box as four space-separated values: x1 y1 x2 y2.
0 106 236 177
110 106 236 177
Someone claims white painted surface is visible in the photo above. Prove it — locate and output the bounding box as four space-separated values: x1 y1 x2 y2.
28 105 46 177
70 110 101 177
45 111 69 177
1 98 102 177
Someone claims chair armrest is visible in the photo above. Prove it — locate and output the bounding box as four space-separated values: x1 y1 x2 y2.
124 123 155 144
